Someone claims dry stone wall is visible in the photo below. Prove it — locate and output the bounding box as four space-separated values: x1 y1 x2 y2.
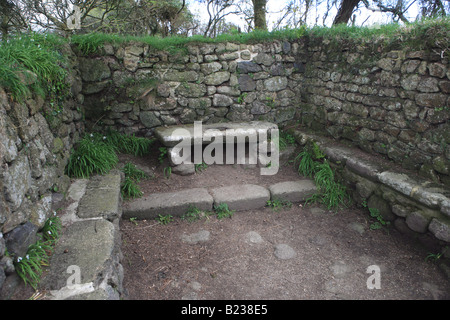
78 40 304 135
78 37 449 186
298 37 450 186
0 44 85 293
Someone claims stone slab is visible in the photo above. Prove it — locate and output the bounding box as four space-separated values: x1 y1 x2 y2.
209 184 270 211
77 172 122 221
122 188 213 220
154 121 278 147
268 180 317 203
41 219 121 298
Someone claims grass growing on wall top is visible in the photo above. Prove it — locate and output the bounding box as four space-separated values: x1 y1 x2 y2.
71 27 307 55
0 32 69 101
307 17 449 54
71 17 449 56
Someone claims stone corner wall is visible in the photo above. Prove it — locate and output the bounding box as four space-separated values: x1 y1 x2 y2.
298 36 450 186
77 40 305 136
77 36 449 186
0 45 85 295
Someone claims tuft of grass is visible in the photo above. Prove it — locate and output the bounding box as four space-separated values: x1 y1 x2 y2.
103 129 154 156
0 32 69 102
66 131 154 179
121 162 148 199
42 215 62 243
296 142 350 211
278 130 296 151
14 216 61 289
71 27 307 55
65 133 118 179
294 148 316 178
122 162 148 181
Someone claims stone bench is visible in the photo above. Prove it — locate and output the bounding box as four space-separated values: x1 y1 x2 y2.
154 121 279 175
291 129 450 248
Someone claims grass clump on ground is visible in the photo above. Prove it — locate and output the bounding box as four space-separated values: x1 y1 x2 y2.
66 130 154 179
295 141 351 211
121 162 149 199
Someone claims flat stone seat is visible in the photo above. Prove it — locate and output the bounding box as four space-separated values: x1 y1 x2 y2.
154 121 278 147
209 184 270 211
269 180 317 203
122 188 214 220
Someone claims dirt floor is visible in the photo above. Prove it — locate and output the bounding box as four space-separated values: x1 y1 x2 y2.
118 144 450 301
4 142 450 301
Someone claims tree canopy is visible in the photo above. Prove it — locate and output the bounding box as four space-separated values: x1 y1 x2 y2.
0 0 449 39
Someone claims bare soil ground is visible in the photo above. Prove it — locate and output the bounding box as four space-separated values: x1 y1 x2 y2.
4 142 449 301
118 143 450 300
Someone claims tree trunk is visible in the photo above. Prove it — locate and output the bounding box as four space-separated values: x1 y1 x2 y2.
333 0 361 25
252 0 267 31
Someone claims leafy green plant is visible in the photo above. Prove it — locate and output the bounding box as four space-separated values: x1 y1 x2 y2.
195 162 208 173
182 205 212 222
369 208 390 230
278 131 296 152
66 133 118 179
122 162 148 181
157 214 173 225
121 176 143 199
129 217 139 226
159 147 168 163
214 203 235 220
309 160 350 211
237 93 247 104
296 142 350 211
267 198 292 212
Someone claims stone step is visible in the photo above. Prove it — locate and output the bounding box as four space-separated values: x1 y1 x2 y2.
41 171 124 300
41 219 122 300
209 184 271 211
122 188 214 220
123 180 317 219
269 180 317 203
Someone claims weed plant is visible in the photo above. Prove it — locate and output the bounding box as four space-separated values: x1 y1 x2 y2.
296 142 350 211
368 207 390 230
66 133 118 178
14 216 61 289
121 162 148 199
42 215 62 243
279 131 296 151
267 198 293 212
214 203 235 220
103 129 154 156
121 177 143 199
182 205 213 222
157 214 174 225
